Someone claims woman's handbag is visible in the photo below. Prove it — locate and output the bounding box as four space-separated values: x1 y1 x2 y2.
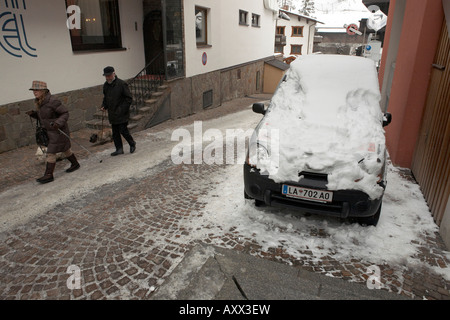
35 119 49 147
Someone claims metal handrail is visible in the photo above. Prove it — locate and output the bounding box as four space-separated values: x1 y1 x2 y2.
128 51 165 114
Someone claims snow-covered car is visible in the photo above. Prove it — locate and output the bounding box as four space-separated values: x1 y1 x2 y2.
244 55 392 226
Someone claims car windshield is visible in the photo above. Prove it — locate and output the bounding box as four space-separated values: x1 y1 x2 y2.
257 55 386 200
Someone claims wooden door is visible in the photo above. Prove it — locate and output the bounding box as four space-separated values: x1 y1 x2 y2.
412 20 450 226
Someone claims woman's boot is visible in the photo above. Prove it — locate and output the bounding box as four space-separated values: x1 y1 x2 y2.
66 154 80 173
37 162 56 184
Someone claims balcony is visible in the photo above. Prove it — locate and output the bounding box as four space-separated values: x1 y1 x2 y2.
275 34 287 46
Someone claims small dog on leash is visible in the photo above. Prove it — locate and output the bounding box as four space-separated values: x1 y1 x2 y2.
89 128 113 144
35 147 64 163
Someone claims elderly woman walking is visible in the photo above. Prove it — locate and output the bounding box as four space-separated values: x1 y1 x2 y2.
26 81 80 184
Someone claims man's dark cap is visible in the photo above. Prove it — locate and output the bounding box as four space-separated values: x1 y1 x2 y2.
103 66 115 76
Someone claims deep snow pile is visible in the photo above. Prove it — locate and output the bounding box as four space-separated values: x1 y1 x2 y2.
188 162 450 281
253 55 386 200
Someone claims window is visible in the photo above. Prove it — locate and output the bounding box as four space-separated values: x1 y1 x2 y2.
275 45 284 54
195 7 208 46
256 71 260 91
276 26 285 35
239 10 248 26
291 45 302 55
66 0 123 52
251 14 260 27
203 90 213 108
292 26 303 37
166 0 185 79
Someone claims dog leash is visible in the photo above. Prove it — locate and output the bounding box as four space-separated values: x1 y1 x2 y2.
100 109 105 141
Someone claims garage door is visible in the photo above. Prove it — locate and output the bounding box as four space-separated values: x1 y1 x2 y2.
412 20 450 226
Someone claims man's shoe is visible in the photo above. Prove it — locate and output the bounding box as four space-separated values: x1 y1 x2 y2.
111 148 124 156
130 142 136 154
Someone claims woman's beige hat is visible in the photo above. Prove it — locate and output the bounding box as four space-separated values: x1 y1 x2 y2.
29 81 48 90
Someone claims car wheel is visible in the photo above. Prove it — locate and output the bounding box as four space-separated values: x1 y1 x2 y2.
356 203 382 227
244 191 265 207
254 199 265 207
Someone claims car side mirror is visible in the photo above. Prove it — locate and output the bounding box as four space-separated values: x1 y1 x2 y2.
252 103 266 115
383 113 392 127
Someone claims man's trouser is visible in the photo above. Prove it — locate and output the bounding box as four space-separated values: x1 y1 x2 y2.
112 122 134 150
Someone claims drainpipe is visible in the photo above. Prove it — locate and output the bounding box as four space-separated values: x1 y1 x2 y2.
308 23 312 54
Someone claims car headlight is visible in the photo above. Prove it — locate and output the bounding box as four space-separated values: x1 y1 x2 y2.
245 124 279 175
356 143 385 183
246 142 270 167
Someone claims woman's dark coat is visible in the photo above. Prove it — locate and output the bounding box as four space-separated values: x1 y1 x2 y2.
35 94 71 154
102 77 133 125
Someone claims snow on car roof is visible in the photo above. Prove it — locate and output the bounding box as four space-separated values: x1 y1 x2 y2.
273 54 381 124
256 55 386 199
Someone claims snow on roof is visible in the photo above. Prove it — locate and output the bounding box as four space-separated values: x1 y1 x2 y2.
265 59 290 71
314 0 372 33
288 55 380 122
279 8 324 24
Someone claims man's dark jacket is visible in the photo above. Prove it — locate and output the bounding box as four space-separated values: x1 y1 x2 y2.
102 77 133 125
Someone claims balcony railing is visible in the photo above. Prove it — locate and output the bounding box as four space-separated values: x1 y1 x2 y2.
127 51 165 114
275 34 287 46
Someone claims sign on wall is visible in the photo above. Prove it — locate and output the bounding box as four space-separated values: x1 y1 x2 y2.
344 23 362 36
0 0 37 58
202 52 207 66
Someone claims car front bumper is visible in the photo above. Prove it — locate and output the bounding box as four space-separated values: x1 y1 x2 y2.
243 163 383 219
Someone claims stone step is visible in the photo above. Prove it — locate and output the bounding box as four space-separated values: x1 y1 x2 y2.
145 99 158 105
127 123 138 131
138 106 152 114
151 91 164 98
129 114 144 122
85 81 169 133
85 119 104 129
92 111 108 120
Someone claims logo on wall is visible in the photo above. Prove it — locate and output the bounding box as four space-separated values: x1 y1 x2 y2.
0 0 37 58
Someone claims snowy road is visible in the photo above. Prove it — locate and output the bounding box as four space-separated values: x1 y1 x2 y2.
0 105 262 233
0 102 449 299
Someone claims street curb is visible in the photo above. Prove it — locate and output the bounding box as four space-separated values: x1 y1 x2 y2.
151 244 412 300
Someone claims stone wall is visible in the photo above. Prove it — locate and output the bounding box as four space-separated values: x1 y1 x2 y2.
0 85 103 153
168 59 265 120
0 58 266 154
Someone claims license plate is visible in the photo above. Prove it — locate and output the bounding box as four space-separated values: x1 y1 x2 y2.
282 185 333 203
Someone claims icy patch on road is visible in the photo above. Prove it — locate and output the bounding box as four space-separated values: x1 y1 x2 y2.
189 162 450 281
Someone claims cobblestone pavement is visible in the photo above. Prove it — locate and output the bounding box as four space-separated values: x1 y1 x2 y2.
0 94 449 300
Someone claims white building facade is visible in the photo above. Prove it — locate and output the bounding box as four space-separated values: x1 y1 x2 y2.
184 0 276 77
0 0 278 153
0 0 145 106
275 9 320 58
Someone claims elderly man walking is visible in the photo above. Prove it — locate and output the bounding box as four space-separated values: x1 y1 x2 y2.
100 66 136 156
